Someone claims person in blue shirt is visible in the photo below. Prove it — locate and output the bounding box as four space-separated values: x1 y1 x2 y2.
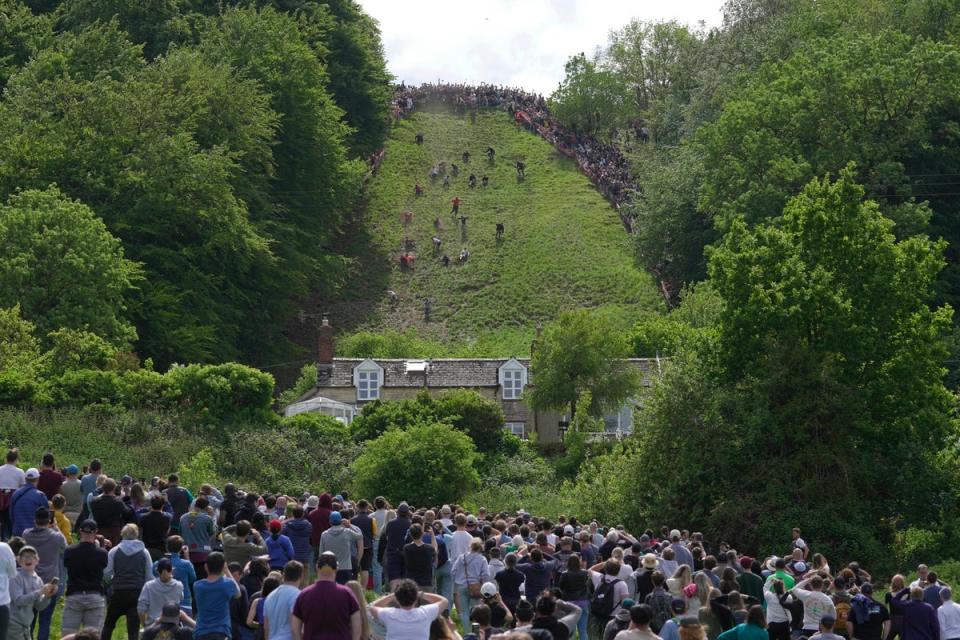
10 469 49 537
155 536 197 615
193 552 240 640
262 562 302 640
265 520 295 571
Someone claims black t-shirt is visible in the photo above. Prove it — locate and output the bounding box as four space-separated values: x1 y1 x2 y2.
90 495 131 529
402 543 436 586
852 599 890 640
532 616 570 640
558 569 590 601
64 542 108 595
141 511 172 550
485 600 510 628
495 568 526 602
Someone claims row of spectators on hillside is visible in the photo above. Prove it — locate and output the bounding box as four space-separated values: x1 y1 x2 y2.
392 83 640 233
1 449 953 640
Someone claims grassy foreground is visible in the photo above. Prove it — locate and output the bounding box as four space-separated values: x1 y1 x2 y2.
327 109 664 354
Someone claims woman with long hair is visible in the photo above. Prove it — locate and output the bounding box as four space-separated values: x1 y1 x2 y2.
429 616 463 640
716 605 768 640
764 579 793 640
699 586 724 640
346 580 374 640
558 553 590 640
885 575 906 640
246 575 280 640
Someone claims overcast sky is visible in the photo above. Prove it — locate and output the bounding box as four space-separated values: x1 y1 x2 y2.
357 0 725 95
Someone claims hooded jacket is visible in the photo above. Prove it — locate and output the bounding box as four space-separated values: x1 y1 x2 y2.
320 525 362 570
307 493 333 546
137 577 185 625
106 539 153 591
282 518 313 564
221 525 267 567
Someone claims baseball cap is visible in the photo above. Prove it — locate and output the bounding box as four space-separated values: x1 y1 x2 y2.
18 545 37 557
622 598 636 608
65 464 79 476
563 525 575 535
78 519 98 533
159 602 180 624
480 582 498 597
156 558 174 573
330 512 343 525
466 515 478 526
397 502 410 515
269 519 283 533
671 598 687 614
25 468 39 480
794 561 807 574
317 551 338 572
306 496 319 508
121 475 133 486
669 529 681 539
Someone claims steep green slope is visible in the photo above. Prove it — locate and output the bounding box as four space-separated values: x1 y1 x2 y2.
329 109 663 354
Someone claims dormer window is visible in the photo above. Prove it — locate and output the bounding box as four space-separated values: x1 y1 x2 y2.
353 359 383 401
498 358 528 400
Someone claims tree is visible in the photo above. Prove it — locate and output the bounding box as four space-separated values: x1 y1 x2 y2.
529 309 640 418
623 169 956 566
350 423 480 506
0 187 141 348
550 52 629 136
0 306 40 373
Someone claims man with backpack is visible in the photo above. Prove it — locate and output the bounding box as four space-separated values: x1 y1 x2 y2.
645 572 673 633
591 559 629 634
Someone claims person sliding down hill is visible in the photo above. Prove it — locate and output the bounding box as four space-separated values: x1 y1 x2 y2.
415 132 424 144
451 164 460 176
462 151 471 163
496 223 504 239
459 248 469 263
482 175 489 187
468 174 477 188
516 161 525 177
414 184 423 197
451 197 461 215
441 254 450 267
443 175 450 189
486 146 495 159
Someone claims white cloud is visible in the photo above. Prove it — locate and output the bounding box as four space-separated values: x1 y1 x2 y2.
358 0 725 95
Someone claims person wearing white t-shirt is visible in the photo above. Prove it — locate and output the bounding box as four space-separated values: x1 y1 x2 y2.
793 575 836 635
369 579 448 640
939 587 960 640
791 528 808 560
0 450 25 540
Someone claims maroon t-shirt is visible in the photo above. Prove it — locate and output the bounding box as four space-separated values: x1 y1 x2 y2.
293 581 359 640
37 469 63 500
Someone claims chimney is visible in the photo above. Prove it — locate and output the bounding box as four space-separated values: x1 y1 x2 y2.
317 315 334 371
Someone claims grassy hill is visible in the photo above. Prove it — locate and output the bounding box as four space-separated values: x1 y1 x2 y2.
324 109 664 355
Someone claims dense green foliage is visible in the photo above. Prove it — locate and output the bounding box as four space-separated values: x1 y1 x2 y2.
0 0 390 368
350 389 510 454
351 422 480 505
529 309 640 417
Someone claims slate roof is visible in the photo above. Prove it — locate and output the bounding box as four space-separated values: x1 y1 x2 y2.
310 357 657 391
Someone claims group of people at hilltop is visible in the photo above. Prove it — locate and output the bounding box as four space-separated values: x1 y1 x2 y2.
392 83 640 233
0 448 956 640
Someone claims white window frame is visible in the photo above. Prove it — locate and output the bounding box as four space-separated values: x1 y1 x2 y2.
504 422 527 439
353 360 384 402
603 402 634 435
498 358 528 400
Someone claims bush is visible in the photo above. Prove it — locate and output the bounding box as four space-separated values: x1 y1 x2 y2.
47 369 124 406
0 370 37 406
165 363 275 424
277 363 317 407
351 422 480 505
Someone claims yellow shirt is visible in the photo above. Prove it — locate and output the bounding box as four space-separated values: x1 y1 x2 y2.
54 511 72 542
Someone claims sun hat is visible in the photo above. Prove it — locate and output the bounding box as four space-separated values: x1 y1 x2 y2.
642 553 658 569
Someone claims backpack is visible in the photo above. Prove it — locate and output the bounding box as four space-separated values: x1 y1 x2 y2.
647 590 673 633
591 576 621 619
835 600 852 634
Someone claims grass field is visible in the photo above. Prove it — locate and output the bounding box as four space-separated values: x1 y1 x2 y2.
325 109 664 355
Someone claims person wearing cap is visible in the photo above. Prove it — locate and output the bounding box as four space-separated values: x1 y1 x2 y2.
23 506 67 640
658 598 691 640
634 554 659 603
716 605 768 640
793 575 837 637
60 464 83 526
849 583 890 640
369 577 449 639
9 545 56 640
480 581 514 629
137 557 189 627
103 523 154 640
62 519 109 634
604 597 636 640
292 552 361 640
142 602 194 640
764 559 795 591
9 468 47 538
258 519 291 572
193 551 242 640
320 512 363 585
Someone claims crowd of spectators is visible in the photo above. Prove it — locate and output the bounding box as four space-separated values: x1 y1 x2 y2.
0 449 954 640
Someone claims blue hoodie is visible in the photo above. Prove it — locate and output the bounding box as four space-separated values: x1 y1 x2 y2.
282 518 313 565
